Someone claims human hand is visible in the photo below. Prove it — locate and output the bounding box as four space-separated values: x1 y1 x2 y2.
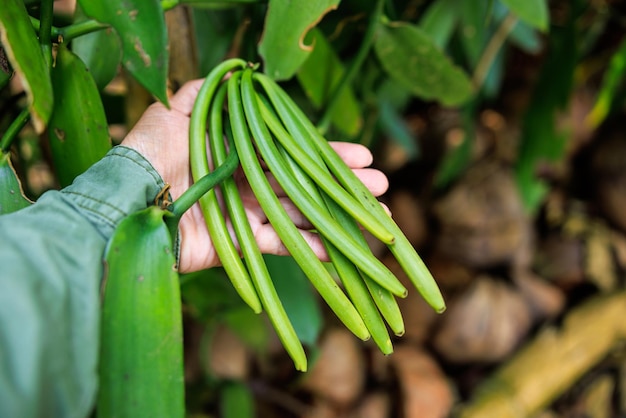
121 79 389 273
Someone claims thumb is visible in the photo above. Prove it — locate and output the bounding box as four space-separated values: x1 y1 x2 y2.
168 78 206 115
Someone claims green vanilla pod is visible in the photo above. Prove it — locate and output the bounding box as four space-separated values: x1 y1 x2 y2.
208 83 307 371
98 206 184 418
277 140 394 354
189 60 261 313
228 70 370 341
256 92 406 335
241 73 406 298
255 73 445 313
48 44 111 187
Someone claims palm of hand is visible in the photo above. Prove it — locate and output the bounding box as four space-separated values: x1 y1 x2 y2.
122 79 389 274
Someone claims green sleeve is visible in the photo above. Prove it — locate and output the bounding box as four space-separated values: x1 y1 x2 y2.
0 146 167 418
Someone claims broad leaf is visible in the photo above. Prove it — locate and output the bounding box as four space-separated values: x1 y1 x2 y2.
0 152 31 214
258 0 340 80
99 207 184 417
0 0 53 133
265 255 322 346
77 0 169 104
374 21 473 106
72 5 121 91
296 28 362 138
418 0 459 49
499 0 548 32
48 45 111 187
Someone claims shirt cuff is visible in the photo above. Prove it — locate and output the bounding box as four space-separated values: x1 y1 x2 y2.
60 146 167 240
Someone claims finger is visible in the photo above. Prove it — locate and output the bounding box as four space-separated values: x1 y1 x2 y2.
254 225 330 262
169 79 206 115
329 142 373 168
352 168 389 197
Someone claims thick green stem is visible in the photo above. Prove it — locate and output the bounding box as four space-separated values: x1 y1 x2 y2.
0 108 30 152
164 143 239 238
316 0 384 134
38 0 54 68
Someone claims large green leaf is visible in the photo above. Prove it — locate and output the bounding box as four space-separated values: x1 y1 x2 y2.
71 5 121 91
48 45 112 187
374 20 473 107
99 207 184 418
499 0 548 32
0 0 53 133
296 28 362 138
265 255 322 347
258 0 340 80
0 152 31 214
77 0 169 104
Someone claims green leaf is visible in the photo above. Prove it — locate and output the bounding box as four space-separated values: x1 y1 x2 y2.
181 268 250 321
374 20 474 107
48 45 112 187
499 0 548 32
515 14 576 213
258 0 340 80
586 37 626 129
418 0 459 49
265 255 322 346
458 0 490 67
296 28 362 138
221 382 255 418
77 0 169 104
0 0 53 133
0 152 31 214
71 5 122 90
192 7 241 76
222 308 269 354
99 207 184 418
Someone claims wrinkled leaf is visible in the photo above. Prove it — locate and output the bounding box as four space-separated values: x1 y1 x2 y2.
0 0 53 133
265 255 322 346
374 20 474 106
499 0 548 32
48 45 111 187
418 0 459 49
297 28 362 138
72 5 121 90
0 152 31 214
77 0 169 104
259 0 340 80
